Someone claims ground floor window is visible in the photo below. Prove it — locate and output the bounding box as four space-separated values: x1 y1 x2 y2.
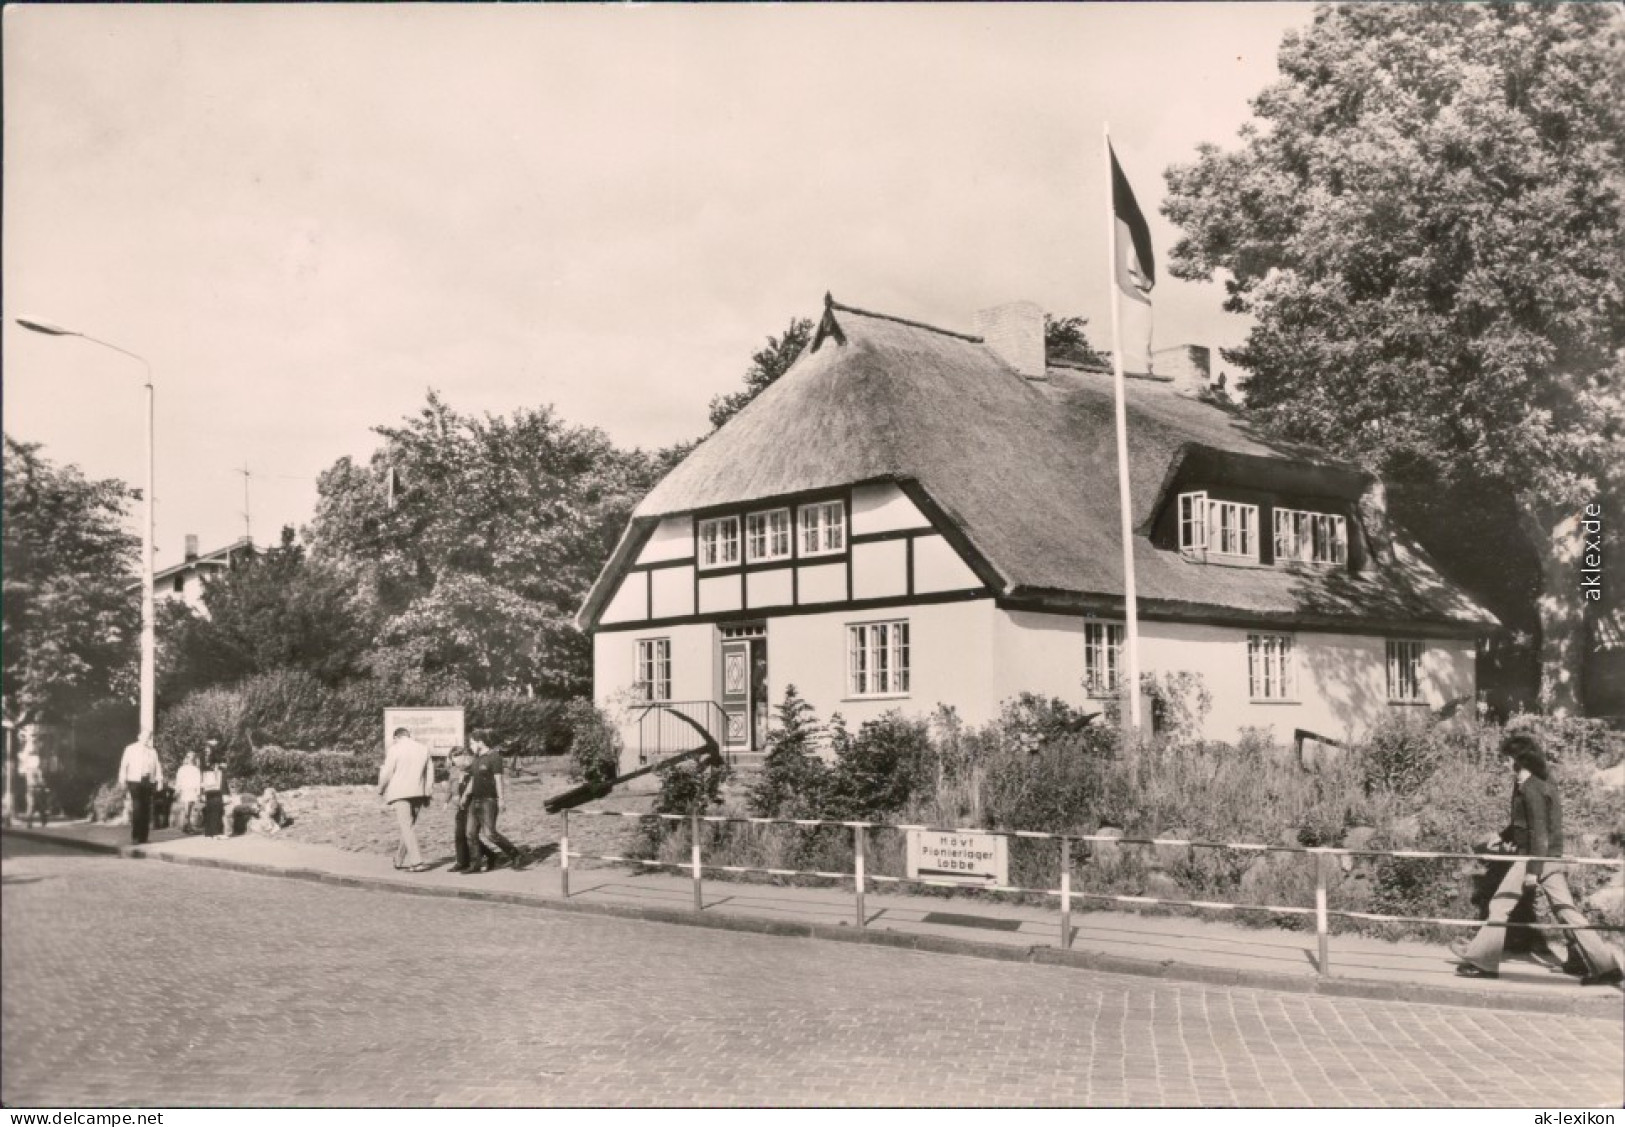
1386 639 1424 702
848 620 910 697
635 638 671 701
1247 633 1295 700
1084 622 1124 696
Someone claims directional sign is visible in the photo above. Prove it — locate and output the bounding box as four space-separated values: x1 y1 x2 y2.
906 830 1009 886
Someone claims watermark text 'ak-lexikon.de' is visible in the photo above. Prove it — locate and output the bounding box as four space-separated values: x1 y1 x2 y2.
1581 502 1603 603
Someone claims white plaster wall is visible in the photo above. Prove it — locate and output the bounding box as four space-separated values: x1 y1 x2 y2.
796 561 846 605
852 540 907 600
767 599 1001 731
650 566 695 619
697 574 742 615
600 570 648 624
746 568 793 609
1137 622 1476 744
637 516 694 564
991 612 1477 744
594 623 717 772
913 533 982 594
851 482 930 535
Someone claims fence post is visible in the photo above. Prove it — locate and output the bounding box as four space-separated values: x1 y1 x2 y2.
1060 836 1072 951
1314 849 1331 978
691 811 704 912
854 824 867 929
559 809 570 899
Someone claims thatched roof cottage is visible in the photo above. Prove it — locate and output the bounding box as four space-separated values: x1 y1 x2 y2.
579 296 1497 764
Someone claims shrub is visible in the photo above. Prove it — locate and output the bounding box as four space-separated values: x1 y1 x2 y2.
232 745 377 793
1359 714 1446 797
826 711 933 820
562 699 621 788
749 686 828 819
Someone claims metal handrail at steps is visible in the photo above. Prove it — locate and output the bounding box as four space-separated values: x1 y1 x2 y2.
632 700 730 766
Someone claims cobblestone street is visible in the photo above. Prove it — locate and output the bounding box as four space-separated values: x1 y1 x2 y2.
3 837 1620 1107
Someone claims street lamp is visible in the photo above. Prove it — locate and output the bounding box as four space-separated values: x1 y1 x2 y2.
14 318 157 741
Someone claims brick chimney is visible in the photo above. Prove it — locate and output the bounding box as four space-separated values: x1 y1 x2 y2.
184 534 199 562
974 301 1046 379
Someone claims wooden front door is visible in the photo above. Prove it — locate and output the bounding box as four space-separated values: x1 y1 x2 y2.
721 640 751 749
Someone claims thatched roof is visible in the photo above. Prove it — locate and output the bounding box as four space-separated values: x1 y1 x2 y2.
581 299 1497 636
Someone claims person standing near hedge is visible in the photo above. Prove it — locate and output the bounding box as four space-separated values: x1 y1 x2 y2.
200 741 228 839
379 726 433 872
117 732 164 845
1453 732 1624 986
465 729 525 873
176 752 202 834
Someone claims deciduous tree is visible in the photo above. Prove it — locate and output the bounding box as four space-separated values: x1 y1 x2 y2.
1162 3 1625 713
2 437 140 739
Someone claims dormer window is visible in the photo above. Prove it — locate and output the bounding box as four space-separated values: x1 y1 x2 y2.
799 500 846 557
698 516 740 569
1275 508 1347 566
1178 491 1256 560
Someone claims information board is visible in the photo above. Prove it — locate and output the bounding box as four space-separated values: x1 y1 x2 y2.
905 829 1009 887
382 707 465 758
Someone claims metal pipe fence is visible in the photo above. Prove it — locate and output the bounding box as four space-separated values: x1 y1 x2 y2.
558 809 1624 977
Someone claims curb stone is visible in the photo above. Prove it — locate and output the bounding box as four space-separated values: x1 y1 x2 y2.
7 827 1622 1020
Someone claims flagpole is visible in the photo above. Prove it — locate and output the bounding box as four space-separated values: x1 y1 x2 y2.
1103 123 1144 731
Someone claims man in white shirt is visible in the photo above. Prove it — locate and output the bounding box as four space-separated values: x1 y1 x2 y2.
378 727 433 871
118 733 165 845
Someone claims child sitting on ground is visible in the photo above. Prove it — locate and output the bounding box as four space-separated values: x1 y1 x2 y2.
251 787 289 835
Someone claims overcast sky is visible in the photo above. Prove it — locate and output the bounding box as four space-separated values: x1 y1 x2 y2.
3 3 1314 570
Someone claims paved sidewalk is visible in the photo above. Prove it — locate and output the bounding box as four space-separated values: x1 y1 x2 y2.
7 819 1622 1018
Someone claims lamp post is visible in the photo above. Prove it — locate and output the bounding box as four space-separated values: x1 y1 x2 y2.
15 318 156 740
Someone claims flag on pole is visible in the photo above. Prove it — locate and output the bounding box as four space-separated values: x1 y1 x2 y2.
1109 142 1155 305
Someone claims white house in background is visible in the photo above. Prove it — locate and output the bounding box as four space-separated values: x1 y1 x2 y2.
150 534 255 612
577 296 1498 769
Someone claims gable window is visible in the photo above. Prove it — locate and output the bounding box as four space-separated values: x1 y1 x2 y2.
1178 492 1208 552
848 620 910 697
1275 508 1348 566
635 638 671 702
745 508 792 563
1387 640 1425 703
1084 622 1124 697
1177 492 1257 560
800 500 846 557
697 516 740 569
1247 633 1295 701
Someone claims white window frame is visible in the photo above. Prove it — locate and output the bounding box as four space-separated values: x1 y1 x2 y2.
1084 622 1125 697
697 516 740 570
1247 633 1296 701
1210 500 1258 560
635 638 672 702
1274 508 1348 566
847 620 910 698
745 508 792 563
1178 491 1208 553
1386 639 1425 703
799 500 846 558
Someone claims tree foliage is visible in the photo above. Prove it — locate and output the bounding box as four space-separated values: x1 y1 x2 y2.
1043 314 1104 366
307 392 665 697
2 437 139 727
707 317 813 430
158 526 376 699
1162 4 1625 710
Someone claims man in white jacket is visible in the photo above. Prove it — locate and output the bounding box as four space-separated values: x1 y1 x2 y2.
118 733 164 845
378 727 433 871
